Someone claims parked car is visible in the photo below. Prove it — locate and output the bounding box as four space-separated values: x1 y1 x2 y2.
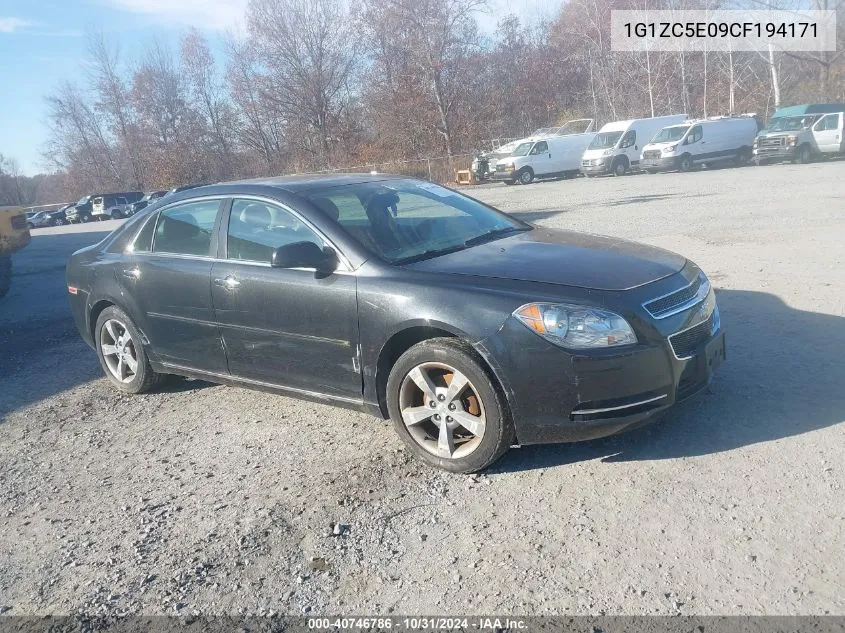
473 119 597 182
129 190 169 215
25 210 53 229
0 206 31 297
92 192 144 220
753 104 845 165
580 115 687 177
492 131 597 184
67 175 725 473
47 204 74 226
67 195 99 223
641 115 759 172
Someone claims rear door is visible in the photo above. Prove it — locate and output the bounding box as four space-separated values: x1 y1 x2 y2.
128 198 228 374
812 113 844 153
210 197 361 401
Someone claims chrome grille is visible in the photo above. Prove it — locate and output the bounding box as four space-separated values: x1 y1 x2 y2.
669 309 717 359
758 136 785 148
644 274 705 319
642 150 661 159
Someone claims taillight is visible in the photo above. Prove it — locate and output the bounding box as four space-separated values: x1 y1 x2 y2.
10 214 27 230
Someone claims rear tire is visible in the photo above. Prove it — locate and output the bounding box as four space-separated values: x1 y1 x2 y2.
386 338 514 473
95 306 164 394
0 256 11 298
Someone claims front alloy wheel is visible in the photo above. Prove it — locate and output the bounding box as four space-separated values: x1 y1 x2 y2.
387 338 514 473
399 362 486 460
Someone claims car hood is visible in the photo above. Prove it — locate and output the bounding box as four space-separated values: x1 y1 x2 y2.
404 228 686 291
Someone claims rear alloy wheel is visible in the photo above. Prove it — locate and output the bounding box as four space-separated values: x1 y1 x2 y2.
96 306 163 394
387 338 513 473
53 218 65 226
517 168 534 185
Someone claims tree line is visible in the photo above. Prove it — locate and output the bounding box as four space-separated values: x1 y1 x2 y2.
7 0 844 205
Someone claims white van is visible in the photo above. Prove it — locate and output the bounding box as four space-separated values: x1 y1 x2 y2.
642 116 759 172
492 131 597 185
580 115 687 176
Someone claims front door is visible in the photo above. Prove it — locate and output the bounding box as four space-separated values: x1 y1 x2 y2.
210 198 361 401
529 140 552 175
813 113 844 153
620 129 639 167
129 198 228 374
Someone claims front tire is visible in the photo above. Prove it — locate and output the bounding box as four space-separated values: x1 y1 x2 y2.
796 144 813 164
612 157 629 176
678 154 693 172
95 306 163 394
386 338 514 473
516 167 534 185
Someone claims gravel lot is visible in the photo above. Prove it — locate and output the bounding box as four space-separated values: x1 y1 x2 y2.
1 161 844 617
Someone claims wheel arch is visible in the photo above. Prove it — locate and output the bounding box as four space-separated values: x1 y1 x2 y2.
372 322 507 421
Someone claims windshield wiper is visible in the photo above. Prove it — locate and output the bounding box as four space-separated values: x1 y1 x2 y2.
393 243 471 265
463 226 529 247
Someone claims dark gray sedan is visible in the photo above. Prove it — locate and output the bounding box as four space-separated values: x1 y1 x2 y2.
66 175 725 472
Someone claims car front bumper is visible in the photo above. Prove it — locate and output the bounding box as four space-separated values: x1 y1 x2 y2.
754 145 797 161
490 170 516 181
479 279 725 445
580 159 612 175
640 155 680 171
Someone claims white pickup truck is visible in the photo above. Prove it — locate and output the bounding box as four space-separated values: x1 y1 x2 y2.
754 109 844 165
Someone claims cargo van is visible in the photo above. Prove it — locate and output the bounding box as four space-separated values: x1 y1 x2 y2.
641 115 759 172
492 131 597 185
753 104 845 164
580 115 687 176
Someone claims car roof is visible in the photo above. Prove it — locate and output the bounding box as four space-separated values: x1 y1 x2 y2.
180 173 410 198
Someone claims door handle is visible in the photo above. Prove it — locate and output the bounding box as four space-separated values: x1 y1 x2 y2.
121 268 140 280
214 276 240 290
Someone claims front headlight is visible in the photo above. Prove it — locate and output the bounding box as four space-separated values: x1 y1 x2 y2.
514 303 637 349
787 135 797 145
664 144 677 154
602 149 614 156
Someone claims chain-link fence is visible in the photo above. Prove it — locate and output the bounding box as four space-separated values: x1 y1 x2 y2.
311 153 476 185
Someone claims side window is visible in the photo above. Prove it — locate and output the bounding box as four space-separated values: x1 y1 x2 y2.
153 200 219 256
227 199 322 264
130 213 158 252
816 114 838 131
688 126 703 143
531 141 548 155
620 130 636 148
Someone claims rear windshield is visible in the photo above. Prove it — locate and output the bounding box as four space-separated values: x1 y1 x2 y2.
651 125 690 143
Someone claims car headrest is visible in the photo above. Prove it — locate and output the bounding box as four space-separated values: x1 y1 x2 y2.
162 214 200 240
239 203 272 228
311 197 341 222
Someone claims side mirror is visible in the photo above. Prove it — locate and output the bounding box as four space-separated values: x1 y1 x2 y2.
271 241 338 272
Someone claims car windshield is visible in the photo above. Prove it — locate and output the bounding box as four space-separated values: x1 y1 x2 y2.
765 116 816 132
651 125 690 143
306 179 530 265
511 142 534 157
557 119 593 134
588 131 624 150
